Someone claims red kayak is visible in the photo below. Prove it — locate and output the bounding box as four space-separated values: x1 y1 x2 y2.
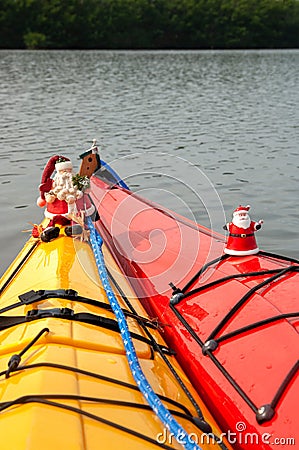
87 160 298 450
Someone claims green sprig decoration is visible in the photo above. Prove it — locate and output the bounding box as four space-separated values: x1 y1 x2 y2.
72 173 90 192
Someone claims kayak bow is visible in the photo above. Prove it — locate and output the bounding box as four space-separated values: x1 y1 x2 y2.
86 156 299 450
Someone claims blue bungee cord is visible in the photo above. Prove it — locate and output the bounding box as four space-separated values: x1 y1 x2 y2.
87 217 202 450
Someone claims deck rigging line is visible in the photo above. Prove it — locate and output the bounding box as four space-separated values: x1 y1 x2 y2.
5 327 49 378
0 393 199 427
0 309 173 355
87 216 203 450
169 254 299 424
206 266 298 342
0 361 195 418
0 288 159 330
0 395 175 450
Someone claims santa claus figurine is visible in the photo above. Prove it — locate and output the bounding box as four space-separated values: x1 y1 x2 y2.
223 205 263 256
37 155 95 242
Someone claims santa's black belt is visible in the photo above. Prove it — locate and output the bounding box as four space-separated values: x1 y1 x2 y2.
229 233 254 238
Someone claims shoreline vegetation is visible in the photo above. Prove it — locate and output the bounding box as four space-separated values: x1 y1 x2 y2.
1 0 298 50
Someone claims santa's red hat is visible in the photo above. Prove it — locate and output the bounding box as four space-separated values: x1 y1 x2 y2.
37 155 71 205
233 205 250 216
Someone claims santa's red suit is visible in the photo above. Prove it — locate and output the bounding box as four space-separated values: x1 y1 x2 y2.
44 194 70 226
224 205 263 256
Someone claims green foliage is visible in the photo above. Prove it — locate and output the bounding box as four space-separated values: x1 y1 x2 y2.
23 31 47 49
72 174 90 192
0 0 298 49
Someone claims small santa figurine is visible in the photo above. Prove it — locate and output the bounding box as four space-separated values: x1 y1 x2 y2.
223 205 263 256
37 155 95 242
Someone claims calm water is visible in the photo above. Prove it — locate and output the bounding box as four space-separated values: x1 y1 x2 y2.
0 49 298 276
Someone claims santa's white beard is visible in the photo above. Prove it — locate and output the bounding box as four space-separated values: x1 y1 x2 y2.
53 171 74 189
232 215 251 229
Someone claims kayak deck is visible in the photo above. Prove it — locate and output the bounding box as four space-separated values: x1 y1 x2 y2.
89 172 299 450
0 230 231 449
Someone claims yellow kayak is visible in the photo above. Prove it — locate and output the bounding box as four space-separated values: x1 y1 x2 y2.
0 224 231 450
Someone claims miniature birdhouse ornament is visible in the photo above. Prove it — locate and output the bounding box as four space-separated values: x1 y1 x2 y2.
79 139 101 178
